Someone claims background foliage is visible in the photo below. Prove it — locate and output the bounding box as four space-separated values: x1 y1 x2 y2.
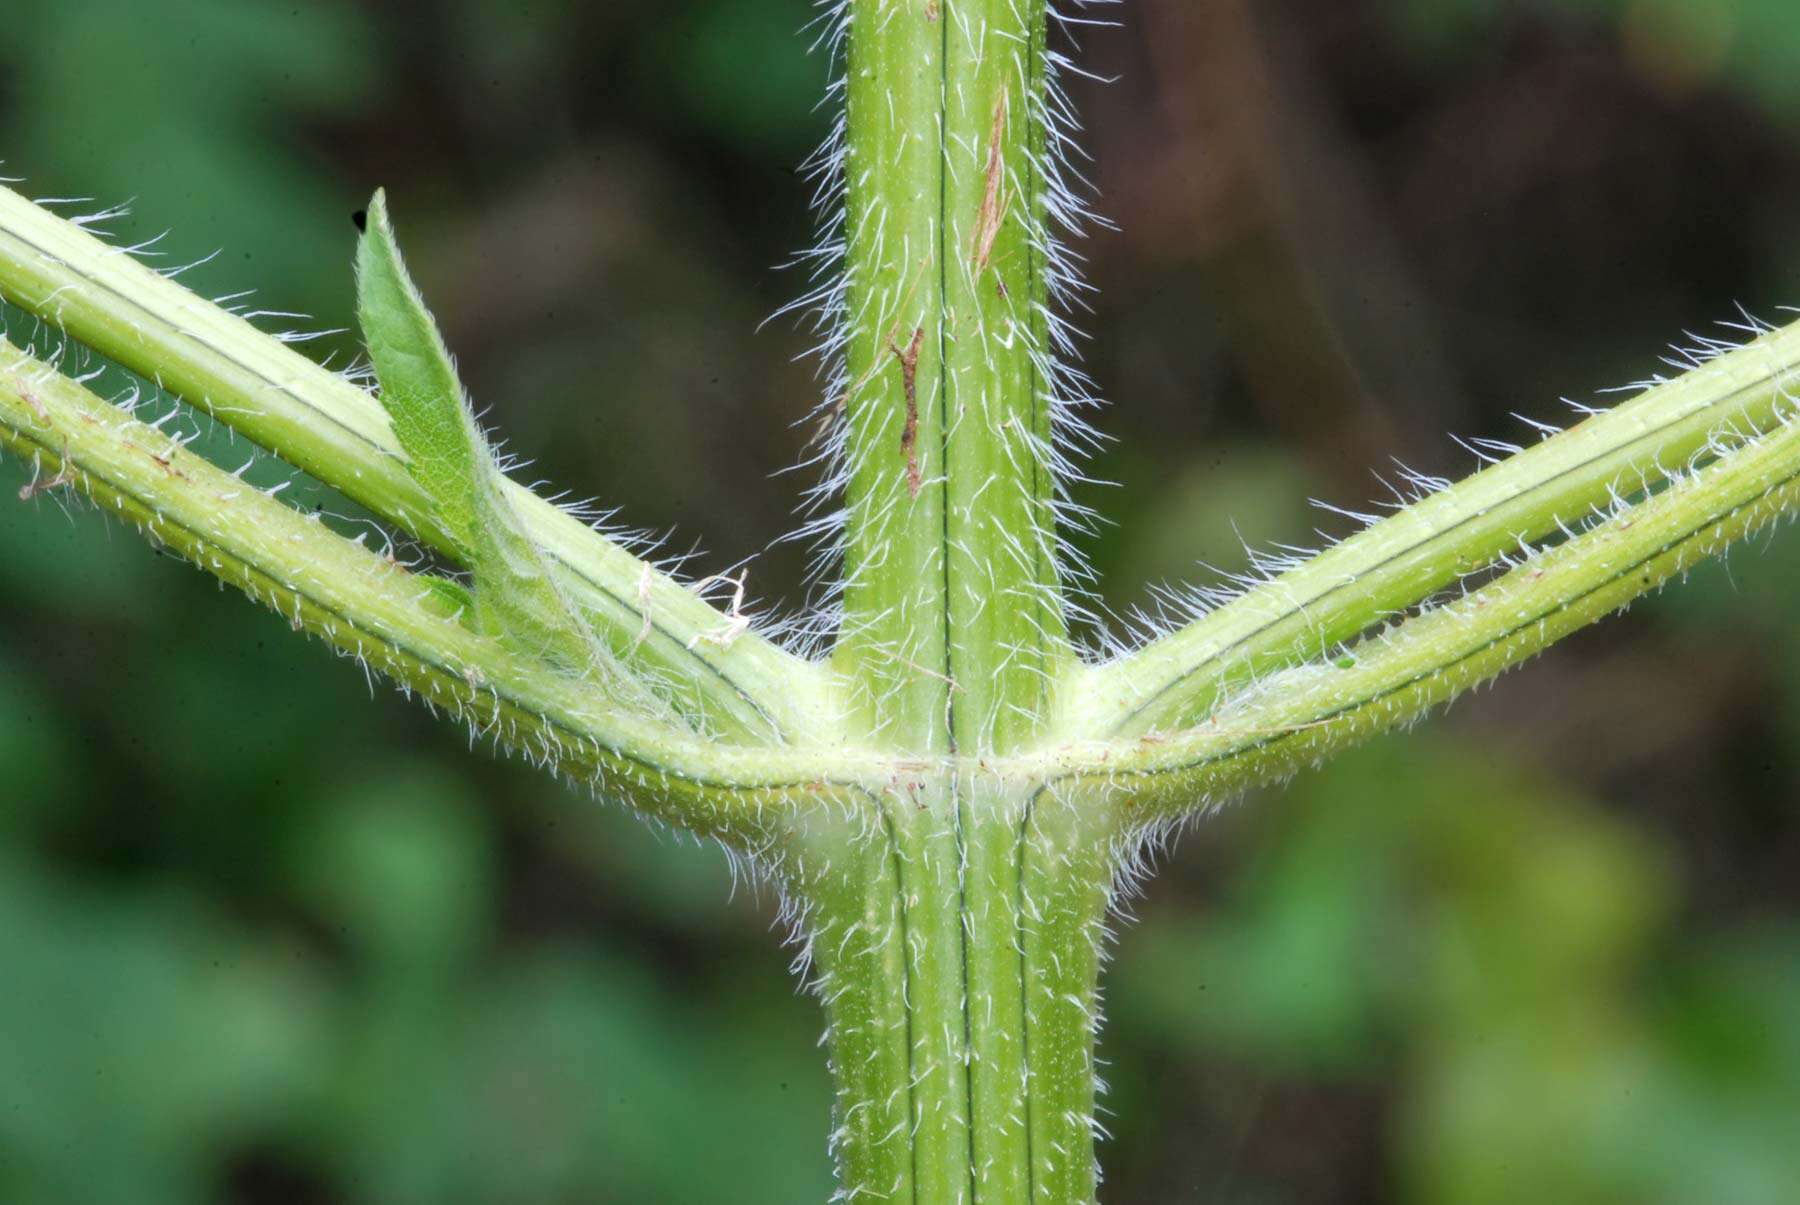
1 1 1797 1201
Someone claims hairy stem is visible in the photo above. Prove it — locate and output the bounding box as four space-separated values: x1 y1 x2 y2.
0 184 831 744
834 0 953 749
815 4 1101 1199
0 337 843 837
1071 316 1800 739
8 6 1800 1203
1071 397 1800 821
798 813 918 1201
1019 788 1115 1204
939 0 1069 756
800 781 1116 1204
835 0 1064 753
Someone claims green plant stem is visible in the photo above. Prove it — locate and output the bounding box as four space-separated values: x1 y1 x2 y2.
0 184 830 744
835 0 952 749
12 7 1800 1201
1074 398 1800 821
889 778 976 1203
1019 789 1116 1204
24 265 1794 825
939 0 1067 756
794 814 917 1201
1069 318 1800 740
959 775 1033 1202
0 337 836 837
819 2 1091 1200
835 0 1063 753
799 776 1116 1205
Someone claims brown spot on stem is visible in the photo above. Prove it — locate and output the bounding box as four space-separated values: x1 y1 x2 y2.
817 258 930 445
8 374 51 426
890 325 925 498
17 444 73 501
125 438 187 481
971 87 1010 272
21 390 49 425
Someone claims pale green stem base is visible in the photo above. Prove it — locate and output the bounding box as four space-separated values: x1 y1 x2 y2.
796 785 1118 1204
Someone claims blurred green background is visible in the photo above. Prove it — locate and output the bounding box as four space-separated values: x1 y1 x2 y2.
2 1 1798 1201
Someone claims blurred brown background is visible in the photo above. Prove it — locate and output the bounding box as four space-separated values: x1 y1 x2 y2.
1 1 1797 1201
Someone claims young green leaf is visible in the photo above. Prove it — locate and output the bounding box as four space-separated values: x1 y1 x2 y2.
355 191 622 683
353 189 484 553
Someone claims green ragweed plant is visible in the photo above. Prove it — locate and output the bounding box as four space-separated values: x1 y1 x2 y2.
4 2 1800 1200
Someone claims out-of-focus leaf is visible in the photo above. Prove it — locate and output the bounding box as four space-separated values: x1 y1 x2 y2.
0 858 323 1205
651 0 832 157
288 763 492 972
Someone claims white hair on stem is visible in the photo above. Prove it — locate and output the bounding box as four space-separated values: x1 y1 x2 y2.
770 0 1121 671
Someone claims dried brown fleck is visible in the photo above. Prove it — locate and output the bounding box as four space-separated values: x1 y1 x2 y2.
17 444 73 502
971 87 1010 272
925 0 940 22
5 372 51 430
818 259 930 444
890 325 925 498
128 440 188 482
9 375 51 426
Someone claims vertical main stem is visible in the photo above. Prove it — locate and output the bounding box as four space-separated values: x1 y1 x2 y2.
939 0 1065 756
826 2 1099 1201
835 0 1063 753
801 785 1118 1204
836 0 954 749
1019 787 1116 1203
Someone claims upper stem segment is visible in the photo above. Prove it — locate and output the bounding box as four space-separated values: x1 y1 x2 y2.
835 0 1064 756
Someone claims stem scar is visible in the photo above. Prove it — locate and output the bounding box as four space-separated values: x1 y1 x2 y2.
890 325 925 498
17 443 74 501
17 383 50 426
971 87 1010 273
814 259 929 443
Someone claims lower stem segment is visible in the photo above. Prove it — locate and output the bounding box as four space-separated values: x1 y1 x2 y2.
798 781 1118 1203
